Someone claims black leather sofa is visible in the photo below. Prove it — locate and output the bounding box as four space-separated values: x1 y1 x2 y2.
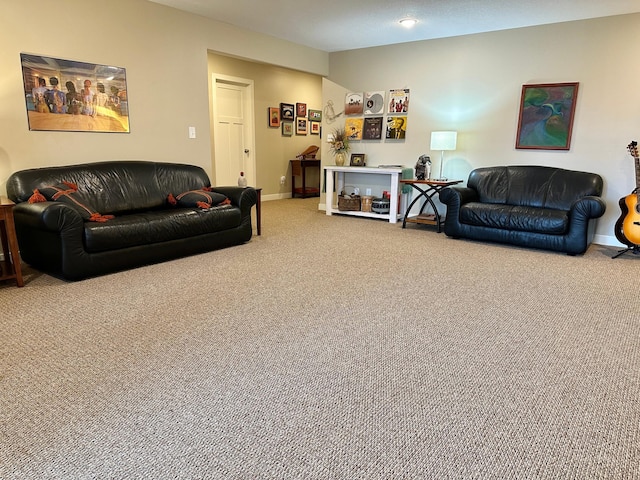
439 166 606 255
6 161 257 280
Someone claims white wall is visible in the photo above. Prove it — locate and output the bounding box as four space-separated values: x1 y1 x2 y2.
325 14 640 247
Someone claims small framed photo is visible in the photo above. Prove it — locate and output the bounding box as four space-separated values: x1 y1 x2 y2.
296 117 308 135
280 103 294 120
282 121 293 136
350 153 366 166
268 107 280 127
310 121 320 135
296 102 307 117
308 109 322 121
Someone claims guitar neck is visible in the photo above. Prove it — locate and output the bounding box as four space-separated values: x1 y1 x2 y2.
635 156 640 195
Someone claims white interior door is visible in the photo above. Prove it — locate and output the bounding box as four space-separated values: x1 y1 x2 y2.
212 74 255 187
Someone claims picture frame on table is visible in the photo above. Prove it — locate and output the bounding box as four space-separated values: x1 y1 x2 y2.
268 107 280 127
350 154 366 166
282 121 293 136
515 82 579 150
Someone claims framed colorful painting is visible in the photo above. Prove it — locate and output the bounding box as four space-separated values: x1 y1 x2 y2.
515 82 579 150
20 53 129 133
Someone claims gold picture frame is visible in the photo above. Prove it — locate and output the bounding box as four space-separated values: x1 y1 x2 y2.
350 153 366 166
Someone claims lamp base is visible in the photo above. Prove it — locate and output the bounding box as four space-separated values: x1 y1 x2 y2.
437 150 447 182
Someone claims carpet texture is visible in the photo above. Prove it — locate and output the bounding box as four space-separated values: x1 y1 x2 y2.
1 197 639 479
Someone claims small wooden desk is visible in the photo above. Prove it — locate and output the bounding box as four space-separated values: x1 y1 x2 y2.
400 179 463 232
0 197 24 287
290 159 320 198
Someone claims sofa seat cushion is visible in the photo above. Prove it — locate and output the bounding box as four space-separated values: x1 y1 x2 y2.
459 202 569 234
83 205 240 253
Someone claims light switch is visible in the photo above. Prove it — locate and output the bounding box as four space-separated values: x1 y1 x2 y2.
188 126 196 139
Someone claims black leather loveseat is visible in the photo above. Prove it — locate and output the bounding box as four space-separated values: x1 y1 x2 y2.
7 161 257 280
439 165 606 255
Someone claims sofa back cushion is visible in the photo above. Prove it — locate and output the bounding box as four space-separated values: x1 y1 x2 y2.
467 166 603 210
7 161 211 214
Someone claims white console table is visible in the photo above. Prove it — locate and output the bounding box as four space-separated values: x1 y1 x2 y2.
324 165 404 223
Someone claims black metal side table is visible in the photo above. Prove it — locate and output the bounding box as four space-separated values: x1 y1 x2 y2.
400 179 462 232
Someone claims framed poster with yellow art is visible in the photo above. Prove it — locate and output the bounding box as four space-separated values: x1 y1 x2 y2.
345 117 364 141
21 53 129 133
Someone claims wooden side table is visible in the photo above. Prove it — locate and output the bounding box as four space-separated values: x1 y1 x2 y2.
255 187 262 235
400 179 463 232
290 159 320 198
0 197 24 287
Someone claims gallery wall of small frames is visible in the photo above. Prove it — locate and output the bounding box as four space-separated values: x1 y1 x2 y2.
268 103 322 137
345 89 409 142
268 88 408 140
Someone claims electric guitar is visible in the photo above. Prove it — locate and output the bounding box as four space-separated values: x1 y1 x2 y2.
615 141 640 247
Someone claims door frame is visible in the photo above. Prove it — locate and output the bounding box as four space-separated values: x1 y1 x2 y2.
211 73 256 187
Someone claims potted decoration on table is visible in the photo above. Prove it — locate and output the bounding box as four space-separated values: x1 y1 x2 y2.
329 127 350 166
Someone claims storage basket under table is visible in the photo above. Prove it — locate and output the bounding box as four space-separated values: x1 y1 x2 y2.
337 193 361 211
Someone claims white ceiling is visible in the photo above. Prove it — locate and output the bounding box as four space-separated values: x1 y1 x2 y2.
148 0 640 52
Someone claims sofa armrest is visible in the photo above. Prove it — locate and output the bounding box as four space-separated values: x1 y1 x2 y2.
210 186 257 217
12 201 88 273
13 201 85 232
571 195 606 220
439 186 478 206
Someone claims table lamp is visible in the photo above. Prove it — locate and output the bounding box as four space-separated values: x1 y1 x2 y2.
430 131 457 181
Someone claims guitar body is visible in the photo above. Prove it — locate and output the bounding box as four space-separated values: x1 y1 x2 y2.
616 192 640 246
617 141 640 247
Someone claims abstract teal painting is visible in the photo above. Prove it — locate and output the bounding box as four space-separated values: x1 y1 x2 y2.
515 83 579 150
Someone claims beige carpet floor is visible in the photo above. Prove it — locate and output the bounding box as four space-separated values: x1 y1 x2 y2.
1 197 639 479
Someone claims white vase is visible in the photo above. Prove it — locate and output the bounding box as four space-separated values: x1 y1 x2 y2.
335 152 346 166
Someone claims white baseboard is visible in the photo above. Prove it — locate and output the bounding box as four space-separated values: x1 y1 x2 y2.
261 192 292 202
593 234 625 248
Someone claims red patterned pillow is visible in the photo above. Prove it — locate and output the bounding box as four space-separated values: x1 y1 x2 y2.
167 189 230 209
28 182 114 222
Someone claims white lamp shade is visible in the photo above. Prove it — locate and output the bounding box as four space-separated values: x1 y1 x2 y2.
430 131 457 151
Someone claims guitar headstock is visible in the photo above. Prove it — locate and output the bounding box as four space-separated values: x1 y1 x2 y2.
628 141 638 159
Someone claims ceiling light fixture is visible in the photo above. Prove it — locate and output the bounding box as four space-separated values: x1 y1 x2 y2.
399 18 418 29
